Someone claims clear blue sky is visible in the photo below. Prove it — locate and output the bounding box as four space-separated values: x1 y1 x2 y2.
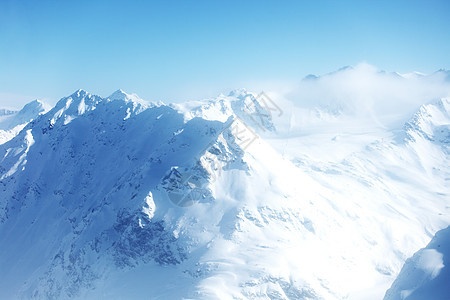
1 0 449 107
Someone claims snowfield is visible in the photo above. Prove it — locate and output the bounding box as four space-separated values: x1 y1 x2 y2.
0 66 449 299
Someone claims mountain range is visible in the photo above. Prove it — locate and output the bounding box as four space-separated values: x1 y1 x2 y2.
0 67 449 299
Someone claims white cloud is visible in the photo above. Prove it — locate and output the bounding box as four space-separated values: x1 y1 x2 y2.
272 63 450 131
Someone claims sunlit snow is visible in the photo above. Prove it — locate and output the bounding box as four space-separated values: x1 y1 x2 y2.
0 66 449 299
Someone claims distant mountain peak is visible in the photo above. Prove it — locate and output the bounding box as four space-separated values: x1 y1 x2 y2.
398 71 427 79
302 74 319 81
338 65 353 72
0 98 50 144
4 99 50 129
20 99 50 112
108 89 147 105
227 88 250 98
108 89 130 100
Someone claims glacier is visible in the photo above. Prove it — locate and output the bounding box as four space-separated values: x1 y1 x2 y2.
0 68 449 299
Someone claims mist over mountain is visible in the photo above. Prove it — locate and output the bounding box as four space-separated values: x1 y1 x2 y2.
0 66 449 299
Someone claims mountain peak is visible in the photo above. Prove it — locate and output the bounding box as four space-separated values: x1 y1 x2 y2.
108 89 148 105
228 88 250 98
54 89 98 108
71 89 89 98
109 89 128 99
0 99 50 132
48 90 103 126
14 99 50 121
21 99 50 112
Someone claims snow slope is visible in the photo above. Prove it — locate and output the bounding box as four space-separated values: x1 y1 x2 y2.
0 100 50 144
0 83 449 299
384 226 450 300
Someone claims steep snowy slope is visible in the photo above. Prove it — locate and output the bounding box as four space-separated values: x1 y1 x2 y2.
0 89 264 298
0 88 449 299
0 100 50 144
384 226 450 300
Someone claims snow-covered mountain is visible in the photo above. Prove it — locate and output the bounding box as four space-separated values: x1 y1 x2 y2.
0 100 50 144
0 80 449 299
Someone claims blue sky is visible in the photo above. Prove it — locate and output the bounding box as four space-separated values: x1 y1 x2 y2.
1 0 449 107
